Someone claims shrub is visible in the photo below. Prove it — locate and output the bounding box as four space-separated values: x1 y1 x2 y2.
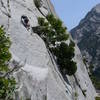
33 14 77 76
38 17 45 26
95 97 100 100
46 14 67 35
34 0 42 8
90 75 100 90
53 42 75 60
0 26 11 72
74 92 78 97
83 58 87 66
37 15 69 46
53 42 77 75
0 26 16 99
69 40 75 47
89 64 94 74
26 99 31 100
57 58 77 75
0 77 16 99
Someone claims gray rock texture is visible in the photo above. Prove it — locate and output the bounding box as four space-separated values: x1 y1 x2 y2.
71 3 100 80
0 0 96 99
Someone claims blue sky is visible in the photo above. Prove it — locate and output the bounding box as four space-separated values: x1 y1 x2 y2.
51 0 100 30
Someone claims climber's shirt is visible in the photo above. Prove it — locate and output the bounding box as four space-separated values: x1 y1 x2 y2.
21 15 30 29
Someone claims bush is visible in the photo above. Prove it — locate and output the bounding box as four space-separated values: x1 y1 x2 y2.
69 40 75 47
90 75 100 90
0 26 16 99
46 14 67 35
53 42 77 75
37 15 69 46
33 14 77 76
89 64 94 74
34 0 42 8
74 92 78 97
95 97 100 100
0 26 11 72
58 59 77 75
38 17 45 26
53 42 75 60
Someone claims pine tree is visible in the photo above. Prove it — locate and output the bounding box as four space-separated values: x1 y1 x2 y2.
32 14 77 76
0 26 16 99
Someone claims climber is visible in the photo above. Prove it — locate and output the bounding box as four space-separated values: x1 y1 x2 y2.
21 15 30 30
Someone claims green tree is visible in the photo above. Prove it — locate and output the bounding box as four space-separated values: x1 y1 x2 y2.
37 15 69 46
32 14 77 75
53 42 77 75
0 26 16 99
34 0 42 8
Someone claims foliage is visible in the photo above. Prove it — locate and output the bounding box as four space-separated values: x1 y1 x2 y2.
37 15 69 46
90 75 100 90
33 14 77 75
89 64 94 74
0 77 16 99
34 0 42 8
53 42 77 75
95 97 100 100
89 63 100 89
53 42 75 60
69 40 75 47
26 99 31 100
0 26 16 99
0 27 11 72
74 92 78 97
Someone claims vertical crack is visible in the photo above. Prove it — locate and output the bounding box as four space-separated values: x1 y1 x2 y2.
7 0 11 31
0 0 11 18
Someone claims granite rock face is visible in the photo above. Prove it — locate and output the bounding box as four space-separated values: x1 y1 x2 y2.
71 4 100 79
0 0 96 100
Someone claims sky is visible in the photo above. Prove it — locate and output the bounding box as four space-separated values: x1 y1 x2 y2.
51 0 100 30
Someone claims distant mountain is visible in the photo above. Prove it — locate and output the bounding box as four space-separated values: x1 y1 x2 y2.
70 3 100 83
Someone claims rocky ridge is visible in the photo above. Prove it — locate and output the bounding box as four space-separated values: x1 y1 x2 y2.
71 3 100 81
